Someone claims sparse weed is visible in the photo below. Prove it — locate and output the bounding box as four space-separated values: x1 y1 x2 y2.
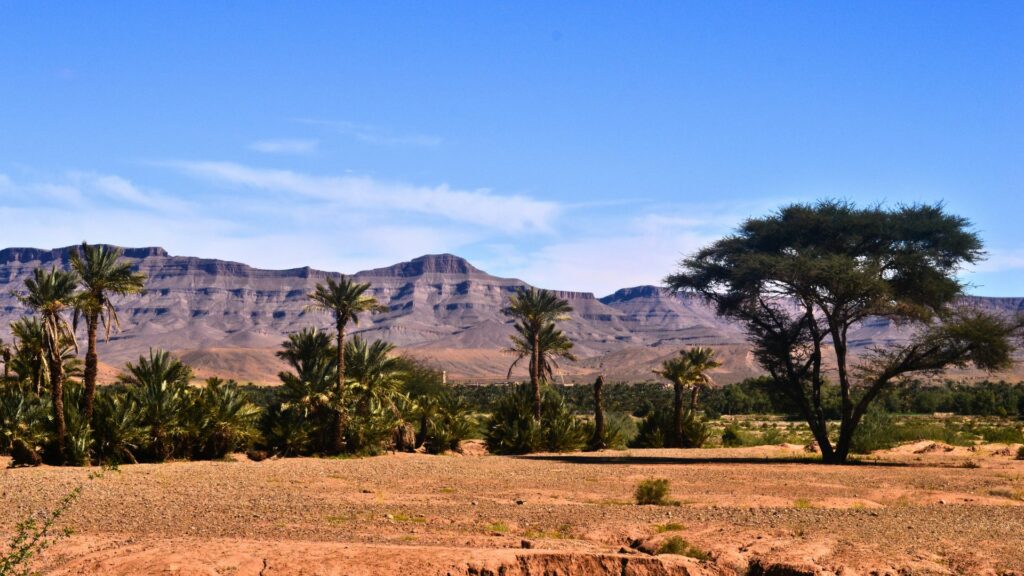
793 498 814 509
486 522 510 534
654 522 685 533
988 488 1024 501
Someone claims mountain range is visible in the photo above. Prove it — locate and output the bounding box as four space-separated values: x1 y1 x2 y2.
1 246 1021 385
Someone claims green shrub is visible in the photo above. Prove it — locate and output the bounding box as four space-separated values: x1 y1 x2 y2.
346 408 401 456
422 393 476 454
760 426 784 446
631 405 709 449
978 426 1024 444
263 405 314 456
656 535 710 560
91 390 146 465
634 478 672 505
188 378 261 460
593 412 637 449
1017 446 1024 461
56 384 92 467
484 384 587 454
850 409 900 454
721 424 747 447
0 484 81 575
0 386 46 455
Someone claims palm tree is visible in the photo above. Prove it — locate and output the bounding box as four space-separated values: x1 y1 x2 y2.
9 317 80 396
505 321 576 382
71 242 147 421
502 288 573 421
345 336 406 419
276 328 338 452
306 276 388 453
653 346 721 448
17 266 80 463
119 349 194 462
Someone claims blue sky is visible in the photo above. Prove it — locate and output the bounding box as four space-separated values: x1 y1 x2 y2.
0 2 1021 296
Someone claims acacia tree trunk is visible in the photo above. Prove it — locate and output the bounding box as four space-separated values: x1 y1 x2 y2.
588 375 606 451
332 319 347 454
48 351 66 465
671 381 684 448
83 313 99 422
531 328 542 422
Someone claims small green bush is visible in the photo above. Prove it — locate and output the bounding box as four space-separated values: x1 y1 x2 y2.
631 406 710 449
635 478 672 505
656 536 710 560
1016 446 1024 460
422 393 477 454
850 408 898 454
720 424 746 447
760 426 784 445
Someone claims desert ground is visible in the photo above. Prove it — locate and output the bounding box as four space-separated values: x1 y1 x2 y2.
4 442 1024 576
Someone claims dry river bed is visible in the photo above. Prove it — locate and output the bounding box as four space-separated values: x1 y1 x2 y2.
2 442 1023 575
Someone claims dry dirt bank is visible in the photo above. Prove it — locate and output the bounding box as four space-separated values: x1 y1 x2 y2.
2 443 1023 575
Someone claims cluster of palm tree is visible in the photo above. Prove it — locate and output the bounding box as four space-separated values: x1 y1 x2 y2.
263 276 474 456
0 243 145 464
492 287 723 453
0 246 726 464
637 347 722 448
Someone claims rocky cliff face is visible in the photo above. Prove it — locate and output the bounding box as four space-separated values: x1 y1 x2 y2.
0 246 1018 384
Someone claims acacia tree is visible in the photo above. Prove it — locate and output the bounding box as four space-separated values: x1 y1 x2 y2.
18 267 80 464
653 347 721 448
307 276 388 453
71 242 147 421
503 288 574 421
667 200 1024 463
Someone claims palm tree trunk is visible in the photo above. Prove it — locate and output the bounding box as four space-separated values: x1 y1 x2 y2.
531 329 541 422
48 351 66 464
671 382 684 448
588 375 606 451
84 314 99 422
689 386 700 412
333 319 347 454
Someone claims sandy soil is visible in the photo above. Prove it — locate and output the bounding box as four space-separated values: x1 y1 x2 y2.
3 442 1024 575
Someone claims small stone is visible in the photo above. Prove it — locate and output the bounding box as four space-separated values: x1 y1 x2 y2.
520 539 534 549
515 499 525 505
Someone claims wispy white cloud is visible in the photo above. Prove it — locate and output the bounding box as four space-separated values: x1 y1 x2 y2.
969 249 1024 273
169 160 560 233
249 139 319 155
503 213 723 295
296 119 442 148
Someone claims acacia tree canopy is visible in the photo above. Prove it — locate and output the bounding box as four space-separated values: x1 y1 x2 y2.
666 200 1023 463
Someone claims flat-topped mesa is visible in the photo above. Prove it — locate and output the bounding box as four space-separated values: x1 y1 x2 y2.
359 254 483 278
0 245 169 265
599 285 665 303
546 290 597 301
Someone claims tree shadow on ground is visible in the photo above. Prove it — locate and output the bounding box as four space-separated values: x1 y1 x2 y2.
516 454 915 468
